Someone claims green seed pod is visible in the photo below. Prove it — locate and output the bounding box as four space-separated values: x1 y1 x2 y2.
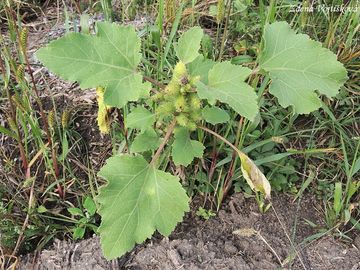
189 94 201 110
156 101 175 115
179 86 186 94
189 75 200 86
20 27 28 49
166 81 180 96
174 95 186 112
216 0 225 24
48 110 55 129
173 61 187 81
186 120 197 131
11 95 26 112
189 110 202 122
16 65 25 82
61 109 71 129
151 91 165 102
7 117 17 132
175 113 188 127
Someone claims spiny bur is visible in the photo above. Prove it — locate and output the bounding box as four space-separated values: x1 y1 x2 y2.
154 61 204 130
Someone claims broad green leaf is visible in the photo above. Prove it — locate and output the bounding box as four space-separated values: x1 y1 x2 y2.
239 152 271 199
97 155 189 259
259 21 348 114
131 129 160 153
187 55 215 84
202 106 230 125
83 196 97 216
172 127 205 166
175 27 204 64
196 61 258 121
36 22 149 109
126 107 155 131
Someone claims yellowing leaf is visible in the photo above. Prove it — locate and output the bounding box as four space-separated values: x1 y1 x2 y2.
239 152 271 199
96 87 111 134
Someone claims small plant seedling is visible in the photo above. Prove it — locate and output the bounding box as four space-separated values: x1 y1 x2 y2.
67 196 98 240
196 207 216 220
36 21 347 259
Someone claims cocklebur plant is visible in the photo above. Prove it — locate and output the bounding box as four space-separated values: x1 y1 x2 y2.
36 21 347 259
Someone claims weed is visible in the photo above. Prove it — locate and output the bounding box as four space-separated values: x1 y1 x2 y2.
35 13 347 258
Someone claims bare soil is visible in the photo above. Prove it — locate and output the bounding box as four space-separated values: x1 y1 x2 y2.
18 194 360 270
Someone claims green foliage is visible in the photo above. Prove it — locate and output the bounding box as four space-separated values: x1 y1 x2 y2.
155 61 202 130
187 56 215 84
196 62 258 121
36 22 150 109
175 26 204 64
172 127 205 166
202 106 230 125
67 196 98 240
259 21 348 114
131 129 160 153
196 207 216 220
36 20 350 260
97 155 189 259
126 107 155 131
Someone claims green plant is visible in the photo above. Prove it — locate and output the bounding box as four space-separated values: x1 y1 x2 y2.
196 207 216 220
36 20 347 259
67 196 98 240
325 137 360 228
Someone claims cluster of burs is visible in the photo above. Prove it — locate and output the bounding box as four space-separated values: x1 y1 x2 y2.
153 62 202 130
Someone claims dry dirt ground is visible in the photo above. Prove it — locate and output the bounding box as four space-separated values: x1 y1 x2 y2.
18 194 360 270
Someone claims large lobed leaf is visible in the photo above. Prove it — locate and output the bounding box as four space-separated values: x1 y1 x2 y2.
196 61 258 121
259 21 348 114
36 22 149 108
97 155 189 259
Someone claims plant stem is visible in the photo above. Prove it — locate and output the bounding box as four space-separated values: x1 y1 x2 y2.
143 75 165 89
199 125 245 156
0 40 28 170
150 119 176 165
9 8 62 196
218 0 232 61
11 144 47 257
223 117 244 198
